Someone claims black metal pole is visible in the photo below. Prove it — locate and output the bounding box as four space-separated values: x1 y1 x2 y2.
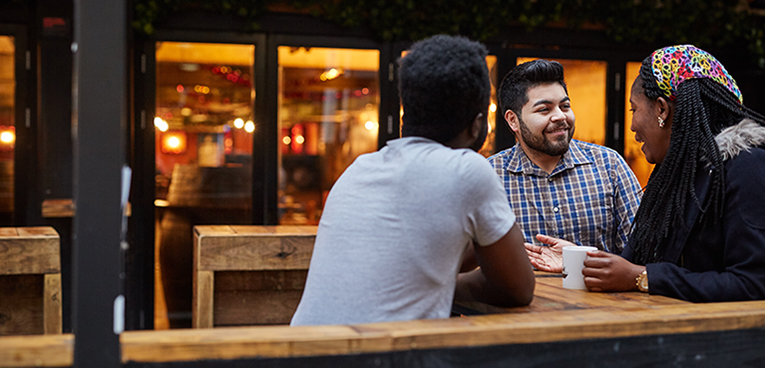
72 0 126 366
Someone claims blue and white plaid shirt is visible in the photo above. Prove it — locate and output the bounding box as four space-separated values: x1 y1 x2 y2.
487 140 642 254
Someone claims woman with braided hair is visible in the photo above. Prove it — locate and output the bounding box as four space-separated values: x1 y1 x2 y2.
525 45 765 302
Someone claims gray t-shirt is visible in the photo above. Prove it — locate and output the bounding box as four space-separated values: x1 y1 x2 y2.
290 137 516 326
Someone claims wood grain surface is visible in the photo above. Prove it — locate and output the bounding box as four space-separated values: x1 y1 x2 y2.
119 300 765 363
0 227 60 276
193 226 316 327
0 227 61 336
0 334 73 367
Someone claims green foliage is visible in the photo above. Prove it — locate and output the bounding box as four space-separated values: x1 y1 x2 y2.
132 0 765 68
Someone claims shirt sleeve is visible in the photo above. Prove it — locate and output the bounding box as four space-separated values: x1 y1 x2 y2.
646 149 765 302
464 153 516 247
609 153 643 254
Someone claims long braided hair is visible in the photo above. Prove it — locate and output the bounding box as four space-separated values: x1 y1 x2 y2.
629 56 765 265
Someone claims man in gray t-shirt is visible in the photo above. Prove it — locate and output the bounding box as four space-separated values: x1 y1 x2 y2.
290 35 535 326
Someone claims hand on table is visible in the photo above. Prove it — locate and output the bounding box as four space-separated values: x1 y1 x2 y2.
582 251 645 292
524 234 575 273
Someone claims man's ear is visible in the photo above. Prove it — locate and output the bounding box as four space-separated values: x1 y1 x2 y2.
471 113 484 138
504 110 520 134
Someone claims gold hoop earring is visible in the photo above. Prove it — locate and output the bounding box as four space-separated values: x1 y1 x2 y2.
658 117 665 128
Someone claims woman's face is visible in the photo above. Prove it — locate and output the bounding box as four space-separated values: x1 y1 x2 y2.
629 77 672 164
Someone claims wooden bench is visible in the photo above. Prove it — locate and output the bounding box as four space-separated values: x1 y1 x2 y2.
192 225 317 328
120 300 765 364
5 275 765 367
0 227 62 335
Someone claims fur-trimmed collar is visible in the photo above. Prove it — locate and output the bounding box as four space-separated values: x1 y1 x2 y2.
715 119 765 161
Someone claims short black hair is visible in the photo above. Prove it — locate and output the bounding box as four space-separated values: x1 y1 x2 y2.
398 35 490 144
498 59 568 117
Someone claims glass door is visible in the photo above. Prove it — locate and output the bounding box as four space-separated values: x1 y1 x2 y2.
154 42 256 328
0 36 13 225
277 46 380 225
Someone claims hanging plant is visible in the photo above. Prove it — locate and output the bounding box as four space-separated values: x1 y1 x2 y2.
132 0 765 68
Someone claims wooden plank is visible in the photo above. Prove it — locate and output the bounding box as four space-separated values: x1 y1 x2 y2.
223 225 318 235
122 301 765 362
0 275 43 336
214 289 303 326
192 271 214 329
195 225 237 237
43 274 62 334
0 333 74 367
214 270 307 291
228 226 274 235
0 228 18 237
41 199 75 218
16 227 59 237
529 275 688 309
197 234 314 271
121 325 361 363
0 236 60 275
212 270 306 326
41 199 131 218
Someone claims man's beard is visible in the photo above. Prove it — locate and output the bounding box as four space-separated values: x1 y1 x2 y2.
517 115 572 156
469 116 489 152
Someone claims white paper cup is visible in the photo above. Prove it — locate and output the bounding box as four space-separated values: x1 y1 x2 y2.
562 246 598 290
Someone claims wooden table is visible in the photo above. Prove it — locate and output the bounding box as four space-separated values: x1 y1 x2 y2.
454 271 690 316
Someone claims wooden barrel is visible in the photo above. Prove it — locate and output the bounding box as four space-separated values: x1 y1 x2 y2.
0 160 13 225
158 164 252 328
166 164 252 209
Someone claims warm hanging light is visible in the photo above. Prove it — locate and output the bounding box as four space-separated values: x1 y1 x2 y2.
320 67 344 81
154 117 169 132
160 131 187 154
244 121 255 133
365 121 379 131
0 130 14 144
489 103 497 113
234 118 244 129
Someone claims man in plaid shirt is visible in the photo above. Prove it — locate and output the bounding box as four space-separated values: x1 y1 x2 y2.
488 59 642 254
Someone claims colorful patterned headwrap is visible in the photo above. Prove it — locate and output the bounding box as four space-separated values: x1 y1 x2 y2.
650 45 743 104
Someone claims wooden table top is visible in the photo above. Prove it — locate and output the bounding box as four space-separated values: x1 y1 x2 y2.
454 271 689 316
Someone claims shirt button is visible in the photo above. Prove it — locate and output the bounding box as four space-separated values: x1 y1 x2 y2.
553 206 559 213
548 177 554 182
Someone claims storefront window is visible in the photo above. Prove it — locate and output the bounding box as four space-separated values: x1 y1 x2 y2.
517 57 608 146
154 42 255 328
624 61 653 187
277 47 379 225
0 36 14 225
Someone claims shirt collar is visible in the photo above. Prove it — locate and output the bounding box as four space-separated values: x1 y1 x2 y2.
504 140 593 176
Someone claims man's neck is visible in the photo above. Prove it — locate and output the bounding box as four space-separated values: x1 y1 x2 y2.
519 143 563 174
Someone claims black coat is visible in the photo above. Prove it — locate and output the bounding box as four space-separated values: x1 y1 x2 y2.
622 145 765 302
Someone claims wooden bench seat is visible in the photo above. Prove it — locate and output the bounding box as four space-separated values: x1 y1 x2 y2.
0 227 62 335
192 225 317 328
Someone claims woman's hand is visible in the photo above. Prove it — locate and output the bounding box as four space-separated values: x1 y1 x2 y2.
524 234 575 273
582 251 645 292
